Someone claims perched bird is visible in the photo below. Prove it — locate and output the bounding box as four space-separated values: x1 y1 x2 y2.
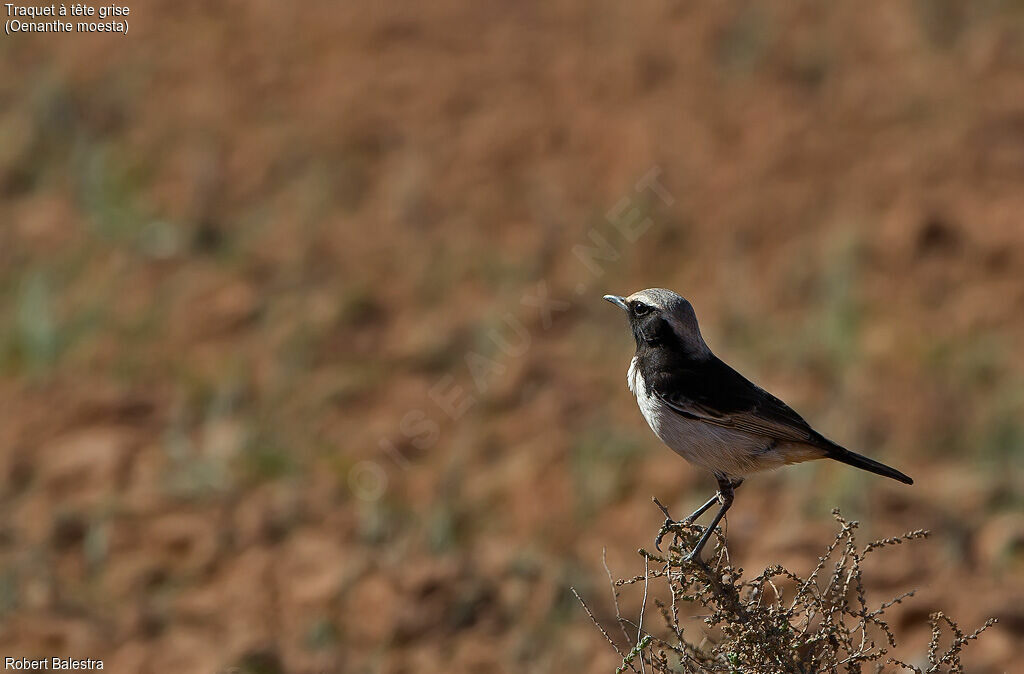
604 288 912 561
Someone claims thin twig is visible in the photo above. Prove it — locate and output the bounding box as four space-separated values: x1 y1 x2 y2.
571 586 631 664
638 554 649 674
604 547 634 649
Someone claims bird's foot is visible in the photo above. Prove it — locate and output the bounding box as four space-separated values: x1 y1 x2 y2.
654 518 673 552
655 517 694 552
655 525 706 561
654 517 701 552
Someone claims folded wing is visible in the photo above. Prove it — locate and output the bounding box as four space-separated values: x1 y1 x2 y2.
647 355 826 447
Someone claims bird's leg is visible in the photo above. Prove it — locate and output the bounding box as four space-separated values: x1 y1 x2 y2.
654 478 743 552
681 493 721 524
684 475 740 563
655 494 718 549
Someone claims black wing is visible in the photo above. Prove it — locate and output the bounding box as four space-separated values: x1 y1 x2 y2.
641 350 913 484
646 354 829 447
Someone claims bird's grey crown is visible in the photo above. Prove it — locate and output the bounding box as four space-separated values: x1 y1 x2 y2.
627 288 709 357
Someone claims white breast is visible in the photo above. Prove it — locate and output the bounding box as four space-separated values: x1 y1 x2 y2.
627 357 787 477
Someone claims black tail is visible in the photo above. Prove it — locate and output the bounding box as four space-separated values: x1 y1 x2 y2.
825 445 913 485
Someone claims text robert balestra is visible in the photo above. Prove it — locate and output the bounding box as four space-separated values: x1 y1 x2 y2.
4 657 103 670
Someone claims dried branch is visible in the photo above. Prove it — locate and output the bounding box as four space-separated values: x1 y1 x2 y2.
576 505 995 673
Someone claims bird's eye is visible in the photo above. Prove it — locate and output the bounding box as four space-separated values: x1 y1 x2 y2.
633 303 652 316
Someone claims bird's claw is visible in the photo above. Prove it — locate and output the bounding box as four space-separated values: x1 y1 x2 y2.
654 517 675 552
655 514 704 553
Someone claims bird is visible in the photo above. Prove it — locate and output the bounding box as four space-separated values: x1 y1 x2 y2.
603 288 912 561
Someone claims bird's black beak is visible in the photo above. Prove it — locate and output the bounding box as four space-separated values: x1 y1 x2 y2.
603 295 628 312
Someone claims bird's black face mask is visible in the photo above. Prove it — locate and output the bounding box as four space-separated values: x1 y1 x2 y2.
629 303 672 347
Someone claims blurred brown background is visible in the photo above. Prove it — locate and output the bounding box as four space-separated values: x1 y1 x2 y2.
1 2 1023 672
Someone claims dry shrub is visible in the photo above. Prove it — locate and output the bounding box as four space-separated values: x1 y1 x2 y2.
576 504 995 673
